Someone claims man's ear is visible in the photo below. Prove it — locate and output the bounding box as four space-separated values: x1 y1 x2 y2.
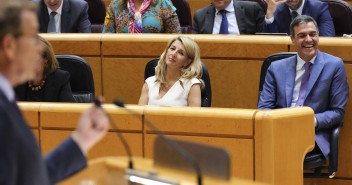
290 35 295 44
1 34 17 61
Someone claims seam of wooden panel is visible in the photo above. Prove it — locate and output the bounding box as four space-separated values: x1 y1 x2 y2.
38 107 42 150
252 110 260 181
100 39 104 97
145 131 253 139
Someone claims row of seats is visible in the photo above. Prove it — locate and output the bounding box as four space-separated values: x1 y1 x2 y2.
85 0 352 35
59 52 339 178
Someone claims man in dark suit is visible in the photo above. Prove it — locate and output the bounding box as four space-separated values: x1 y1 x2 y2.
192 0 265 34
262 0 335 36
258 15 349 159
0 0 108 184
34 0 91 33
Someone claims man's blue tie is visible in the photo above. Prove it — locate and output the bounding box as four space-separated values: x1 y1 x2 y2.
219 10 229 34
47 11 57 33
296 62 312 106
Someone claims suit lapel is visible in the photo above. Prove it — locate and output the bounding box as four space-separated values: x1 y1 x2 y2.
234 1 246 34
205 5 216 34
285 56 297 107
302 0 311 15
304 51 324 104
277 4 292 34
61 0 70 33
39 0 50 33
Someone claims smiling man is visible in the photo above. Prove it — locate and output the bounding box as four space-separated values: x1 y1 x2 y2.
262 0 335 36
33 0 91 33
258 15 349 160
192 0 265 35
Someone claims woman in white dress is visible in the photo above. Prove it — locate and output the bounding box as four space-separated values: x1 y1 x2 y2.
138 36 204 107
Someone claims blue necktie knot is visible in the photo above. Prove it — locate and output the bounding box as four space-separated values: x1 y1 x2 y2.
219 10 229 34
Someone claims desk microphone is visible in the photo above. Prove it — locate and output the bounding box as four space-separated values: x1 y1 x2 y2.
114 99 203 185
93 99 133 169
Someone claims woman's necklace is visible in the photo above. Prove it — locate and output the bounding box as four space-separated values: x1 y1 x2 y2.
28 80 46 92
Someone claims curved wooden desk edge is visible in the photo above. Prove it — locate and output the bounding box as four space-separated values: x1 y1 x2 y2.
254 107 315 185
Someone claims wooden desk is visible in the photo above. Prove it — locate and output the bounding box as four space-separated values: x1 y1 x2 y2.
59 157 270 185
19 103 315 185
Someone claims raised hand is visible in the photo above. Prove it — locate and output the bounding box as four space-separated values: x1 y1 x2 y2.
72 102 109 154
266 0 287 19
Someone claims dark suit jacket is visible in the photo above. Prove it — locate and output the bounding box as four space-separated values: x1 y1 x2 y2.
15 69 76 102
258 51 349 159
0 90 86 185
192 0 265 34
262 0 335 36
35 0 91 33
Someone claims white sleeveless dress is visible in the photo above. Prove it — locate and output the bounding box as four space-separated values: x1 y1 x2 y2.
146 76 200 107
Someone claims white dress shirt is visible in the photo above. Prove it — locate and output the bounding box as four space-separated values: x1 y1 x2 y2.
0 73 15 102
265 0 305 24
47 1 63 33
212 0 240 35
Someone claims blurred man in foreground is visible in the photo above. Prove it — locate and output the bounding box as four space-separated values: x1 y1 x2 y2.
0 0 109 184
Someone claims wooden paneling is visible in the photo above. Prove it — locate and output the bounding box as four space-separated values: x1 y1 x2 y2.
40 103 144 131
144 106 255 136
203 59 263 108
144 134 254 180
255 107 315 185
42 34 101 56
102 58 152 103
143 107 256 180
194 35 290 60
18 103 314 185
188 0 211 20
101 34 290 60
18 102 40 128
41 130 143 159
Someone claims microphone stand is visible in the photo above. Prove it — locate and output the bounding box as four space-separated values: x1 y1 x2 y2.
114 100 203 185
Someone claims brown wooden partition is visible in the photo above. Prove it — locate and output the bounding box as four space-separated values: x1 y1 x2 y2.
18 103 314 185
41 34 103 97
101 34 290 106
143 106 256 180
33 103 144 159
18 102 41 141
143 106 315 185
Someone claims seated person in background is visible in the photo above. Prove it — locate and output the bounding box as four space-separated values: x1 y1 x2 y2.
192 0 265 34
139 36 204 107
262 0 335 36
34 0 91 33
15 36 75 102
85 0 106 24
103 0 181 33
258 15 349 160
